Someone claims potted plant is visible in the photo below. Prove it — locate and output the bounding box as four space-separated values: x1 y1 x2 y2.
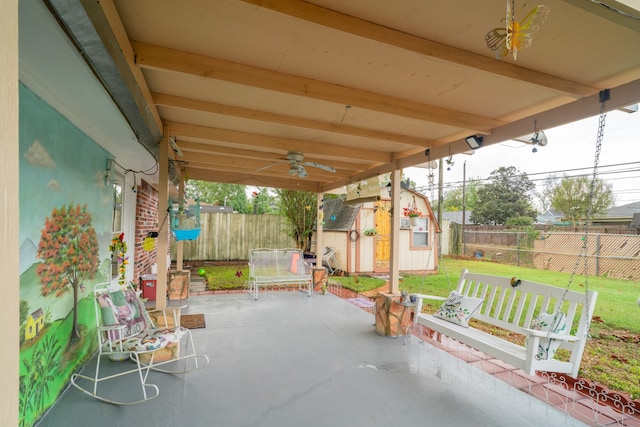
363 227 377 236
402 206 423 226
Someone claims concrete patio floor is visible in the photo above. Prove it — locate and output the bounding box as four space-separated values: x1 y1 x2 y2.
37 290 600 427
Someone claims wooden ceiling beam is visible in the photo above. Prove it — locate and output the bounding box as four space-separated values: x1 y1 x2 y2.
241 0 596 98
153 92 433 148
164 121 391 163
134 41 501 133
188 167 322 192
177 140 370 171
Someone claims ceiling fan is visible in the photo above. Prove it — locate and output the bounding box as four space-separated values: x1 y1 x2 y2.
256 151 336 178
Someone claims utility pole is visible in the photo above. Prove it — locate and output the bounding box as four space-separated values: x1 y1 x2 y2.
438 158 444 257
462 161 467 256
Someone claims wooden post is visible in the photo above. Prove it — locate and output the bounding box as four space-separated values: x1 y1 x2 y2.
156 130 169 309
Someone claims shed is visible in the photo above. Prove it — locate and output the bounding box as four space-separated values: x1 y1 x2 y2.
317 183 439 275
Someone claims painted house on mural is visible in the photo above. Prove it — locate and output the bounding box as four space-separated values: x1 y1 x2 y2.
319 178 440 275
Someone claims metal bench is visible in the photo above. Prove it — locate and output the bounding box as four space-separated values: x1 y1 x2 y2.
248 248 313 300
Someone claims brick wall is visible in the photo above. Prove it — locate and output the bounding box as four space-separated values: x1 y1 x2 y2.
134 180 159 281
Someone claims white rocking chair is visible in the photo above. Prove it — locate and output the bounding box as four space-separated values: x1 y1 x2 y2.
70 281 209 405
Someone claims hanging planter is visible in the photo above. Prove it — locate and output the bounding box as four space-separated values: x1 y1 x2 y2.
363 227 377 237
403 195 422 227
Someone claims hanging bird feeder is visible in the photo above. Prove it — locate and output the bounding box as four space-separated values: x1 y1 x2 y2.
170 199 201 241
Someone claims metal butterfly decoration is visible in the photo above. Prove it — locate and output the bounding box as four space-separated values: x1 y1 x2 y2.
485 1 550 60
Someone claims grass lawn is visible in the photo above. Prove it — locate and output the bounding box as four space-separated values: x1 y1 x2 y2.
197 257 640 399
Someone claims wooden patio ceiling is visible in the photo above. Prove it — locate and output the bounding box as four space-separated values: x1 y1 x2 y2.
47 0 640 192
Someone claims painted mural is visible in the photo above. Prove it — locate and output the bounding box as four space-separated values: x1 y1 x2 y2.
19 84 114 427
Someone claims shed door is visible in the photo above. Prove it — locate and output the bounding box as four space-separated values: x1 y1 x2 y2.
374 201 390 271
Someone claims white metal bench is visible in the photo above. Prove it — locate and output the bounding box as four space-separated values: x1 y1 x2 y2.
412 269 598 378
248 248 313 300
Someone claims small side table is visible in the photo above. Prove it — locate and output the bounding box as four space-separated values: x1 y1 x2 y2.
374 292 413 337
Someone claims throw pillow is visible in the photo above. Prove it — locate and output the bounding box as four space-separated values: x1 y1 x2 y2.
433 291 483 328
98 289 147 339
528 312 567 360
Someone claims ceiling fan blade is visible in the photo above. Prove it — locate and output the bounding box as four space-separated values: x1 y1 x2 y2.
303 161 336 173
256 161 287 172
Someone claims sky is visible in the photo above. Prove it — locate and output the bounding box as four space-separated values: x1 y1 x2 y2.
405 108 640 209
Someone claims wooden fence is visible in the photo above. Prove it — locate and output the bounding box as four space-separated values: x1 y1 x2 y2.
180 215 640 280
171 213 296 261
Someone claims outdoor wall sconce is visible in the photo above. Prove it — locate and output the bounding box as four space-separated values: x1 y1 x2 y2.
465 135 483 150
386 182 392 197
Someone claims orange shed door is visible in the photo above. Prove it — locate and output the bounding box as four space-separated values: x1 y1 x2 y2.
374 201 391 272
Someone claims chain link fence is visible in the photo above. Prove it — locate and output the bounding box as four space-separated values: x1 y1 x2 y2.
459 228 640 280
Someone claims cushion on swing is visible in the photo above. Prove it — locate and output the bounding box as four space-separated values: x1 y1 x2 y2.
433 291 484 328
528 312 567 360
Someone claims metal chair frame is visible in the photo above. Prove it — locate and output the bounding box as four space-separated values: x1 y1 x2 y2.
70 281 209 405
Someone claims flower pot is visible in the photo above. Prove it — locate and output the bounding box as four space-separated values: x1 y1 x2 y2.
410 216 419 227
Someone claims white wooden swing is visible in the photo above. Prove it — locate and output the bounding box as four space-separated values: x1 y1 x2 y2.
70 281 209 405
409 90 612 378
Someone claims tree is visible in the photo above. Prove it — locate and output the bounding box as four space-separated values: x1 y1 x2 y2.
36 204 99 342
249 188 277 214
275 189 317 250
439 178 481 212
534 175 559 212
185 180 250 213
550 176 615 226
471 166 536 225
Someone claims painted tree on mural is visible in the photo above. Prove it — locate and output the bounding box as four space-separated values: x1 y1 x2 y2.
36 204 99 342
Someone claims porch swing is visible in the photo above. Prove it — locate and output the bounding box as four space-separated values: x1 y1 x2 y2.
408 90 611 378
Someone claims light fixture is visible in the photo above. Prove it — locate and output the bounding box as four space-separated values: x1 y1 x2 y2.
386 182 392 197
465 135 483 150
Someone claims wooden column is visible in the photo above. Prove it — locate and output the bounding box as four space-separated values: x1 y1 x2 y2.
176 175 184 271
1 3 19 423
156 130 169 309
388 169 401 294
316 192 323 264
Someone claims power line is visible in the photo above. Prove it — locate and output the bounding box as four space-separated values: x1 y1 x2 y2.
416 161 640 193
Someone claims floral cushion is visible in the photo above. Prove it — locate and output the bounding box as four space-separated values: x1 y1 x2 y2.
433 291 483 328
528 312 567 360
115 326 187 353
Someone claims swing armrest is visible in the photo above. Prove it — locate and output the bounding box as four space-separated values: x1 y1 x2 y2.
410 293 448 323
522 328 580 342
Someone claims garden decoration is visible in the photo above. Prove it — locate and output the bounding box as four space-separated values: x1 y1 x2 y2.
109 233 128 281
485 1 549 60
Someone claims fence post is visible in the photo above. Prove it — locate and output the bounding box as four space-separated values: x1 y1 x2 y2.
595 233 600 277
516 232 520 267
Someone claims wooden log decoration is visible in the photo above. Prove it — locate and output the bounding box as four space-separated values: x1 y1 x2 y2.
375 293 412 337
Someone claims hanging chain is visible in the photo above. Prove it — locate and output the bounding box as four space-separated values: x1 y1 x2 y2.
558 90 608 340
